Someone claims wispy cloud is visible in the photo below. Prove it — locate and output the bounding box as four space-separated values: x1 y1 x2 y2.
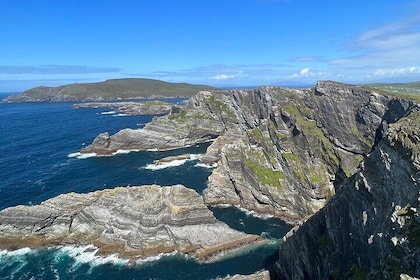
330 16 420 80
129 64 292 84
370 66 420 77
292 56 325 63
290 68 332 79
0 65 121 74
214 70 243 81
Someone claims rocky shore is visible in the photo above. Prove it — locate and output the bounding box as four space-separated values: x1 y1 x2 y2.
0 185 262 263
73 101 180 116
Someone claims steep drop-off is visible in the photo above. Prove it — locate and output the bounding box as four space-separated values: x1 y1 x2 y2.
82 81 417 225
273 109 420 279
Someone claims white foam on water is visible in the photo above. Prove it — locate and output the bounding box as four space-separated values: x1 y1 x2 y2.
212 204 274 219
135 251 180 265
144 154 203 170
67 152 98 159
0 247 35 278
144 159 187 170
55 245 129 268
112 149 140 155
195 162 218 169
100 110 116 115
114 113 129 117
0 247 33 258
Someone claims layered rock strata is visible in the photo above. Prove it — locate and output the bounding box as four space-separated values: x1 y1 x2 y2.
0 185 262 263
73 101 179 116
82 81 417 224
272 110 420 279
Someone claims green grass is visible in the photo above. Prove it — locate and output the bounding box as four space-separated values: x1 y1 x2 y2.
244 159 284 189
6 78 217 101
362 81 420 103
282 103 339 167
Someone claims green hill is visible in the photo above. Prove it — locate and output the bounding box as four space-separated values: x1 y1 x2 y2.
2 78 217 102
363 81 420 102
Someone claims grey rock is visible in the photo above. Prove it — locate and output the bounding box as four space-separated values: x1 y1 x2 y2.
73 101 178 116
0 185 262 263
272 109 420 279
81 82 418 225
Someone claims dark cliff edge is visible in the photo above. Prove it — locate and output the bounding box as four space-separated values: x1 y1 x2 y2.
272 108 420 279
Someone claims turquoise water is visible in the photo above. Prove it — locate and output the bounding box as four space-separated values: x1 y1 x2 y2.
0 97 290 279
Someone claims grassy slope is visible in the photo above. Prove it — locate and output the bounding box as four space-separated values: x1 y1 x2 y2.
363 81 420 103
12 78 217 101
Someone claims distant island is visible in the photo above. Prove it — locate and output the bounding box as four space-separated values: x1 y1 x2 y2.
1 78 217 102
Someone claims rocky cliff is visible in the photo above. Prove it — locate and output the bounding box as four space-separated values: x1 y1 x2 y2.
272 109 420 279
0 184 262 263
1 80 418 278
82 81 417 225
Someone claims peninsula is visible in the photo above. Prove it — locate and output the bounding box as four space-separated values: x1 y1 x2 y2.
1 78 217 102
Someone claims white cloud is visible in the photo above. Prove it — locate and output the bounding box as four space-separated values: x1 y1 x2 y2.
372 66 420 77
300 68 310 76
332 17 420 69
214 70 243 80
290 68 331 79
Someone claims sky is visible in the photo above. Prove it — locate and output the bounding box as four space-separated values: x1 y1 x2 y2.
1 0 420 92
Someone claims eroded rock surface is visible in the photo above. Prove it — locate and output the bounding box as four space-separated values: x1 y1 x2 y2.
0 185 261 263
81 81 417 224
272 110 420 279
73 101 179 116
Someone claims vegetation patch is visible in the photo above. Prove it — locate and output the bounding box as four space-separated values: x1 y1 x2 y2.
244 158 284 190
282 104 339 167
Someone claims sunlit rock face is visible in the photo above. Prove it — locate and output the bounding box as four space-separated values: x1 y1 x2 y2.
82 81 416 225
0 185 262 263
272 109 420 279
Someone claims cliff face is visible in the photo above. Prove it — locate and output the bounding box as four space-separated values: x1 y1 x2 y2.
82 81 416 224
272 110 420 279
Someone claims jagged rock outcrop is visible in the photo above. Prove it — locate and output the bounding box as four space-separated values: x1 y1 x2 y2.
81 82 417 224
0 185 262 263
272 109 420 279
73 101 180 116
81 92 226 154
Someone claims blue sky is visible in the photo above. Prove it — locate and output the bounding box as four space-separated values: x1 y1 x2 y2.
1 0 420 91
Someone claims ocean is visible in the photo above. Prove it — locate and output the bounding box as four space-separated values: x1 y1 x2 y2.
0 95 290 279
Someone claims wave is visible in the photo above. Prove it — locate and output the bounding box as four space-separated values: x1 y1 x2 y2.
114 113 129 117
144 154 203 170
135 250 181 265
0 247 33 258
100 110 116 115
195 162 218 169
67 152 98 159
212 204 274 219
112 149 140 155
55 245 129 268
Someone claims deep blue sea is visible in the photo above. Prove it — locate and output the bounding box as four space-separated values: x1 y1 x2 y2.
0 94 290 280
